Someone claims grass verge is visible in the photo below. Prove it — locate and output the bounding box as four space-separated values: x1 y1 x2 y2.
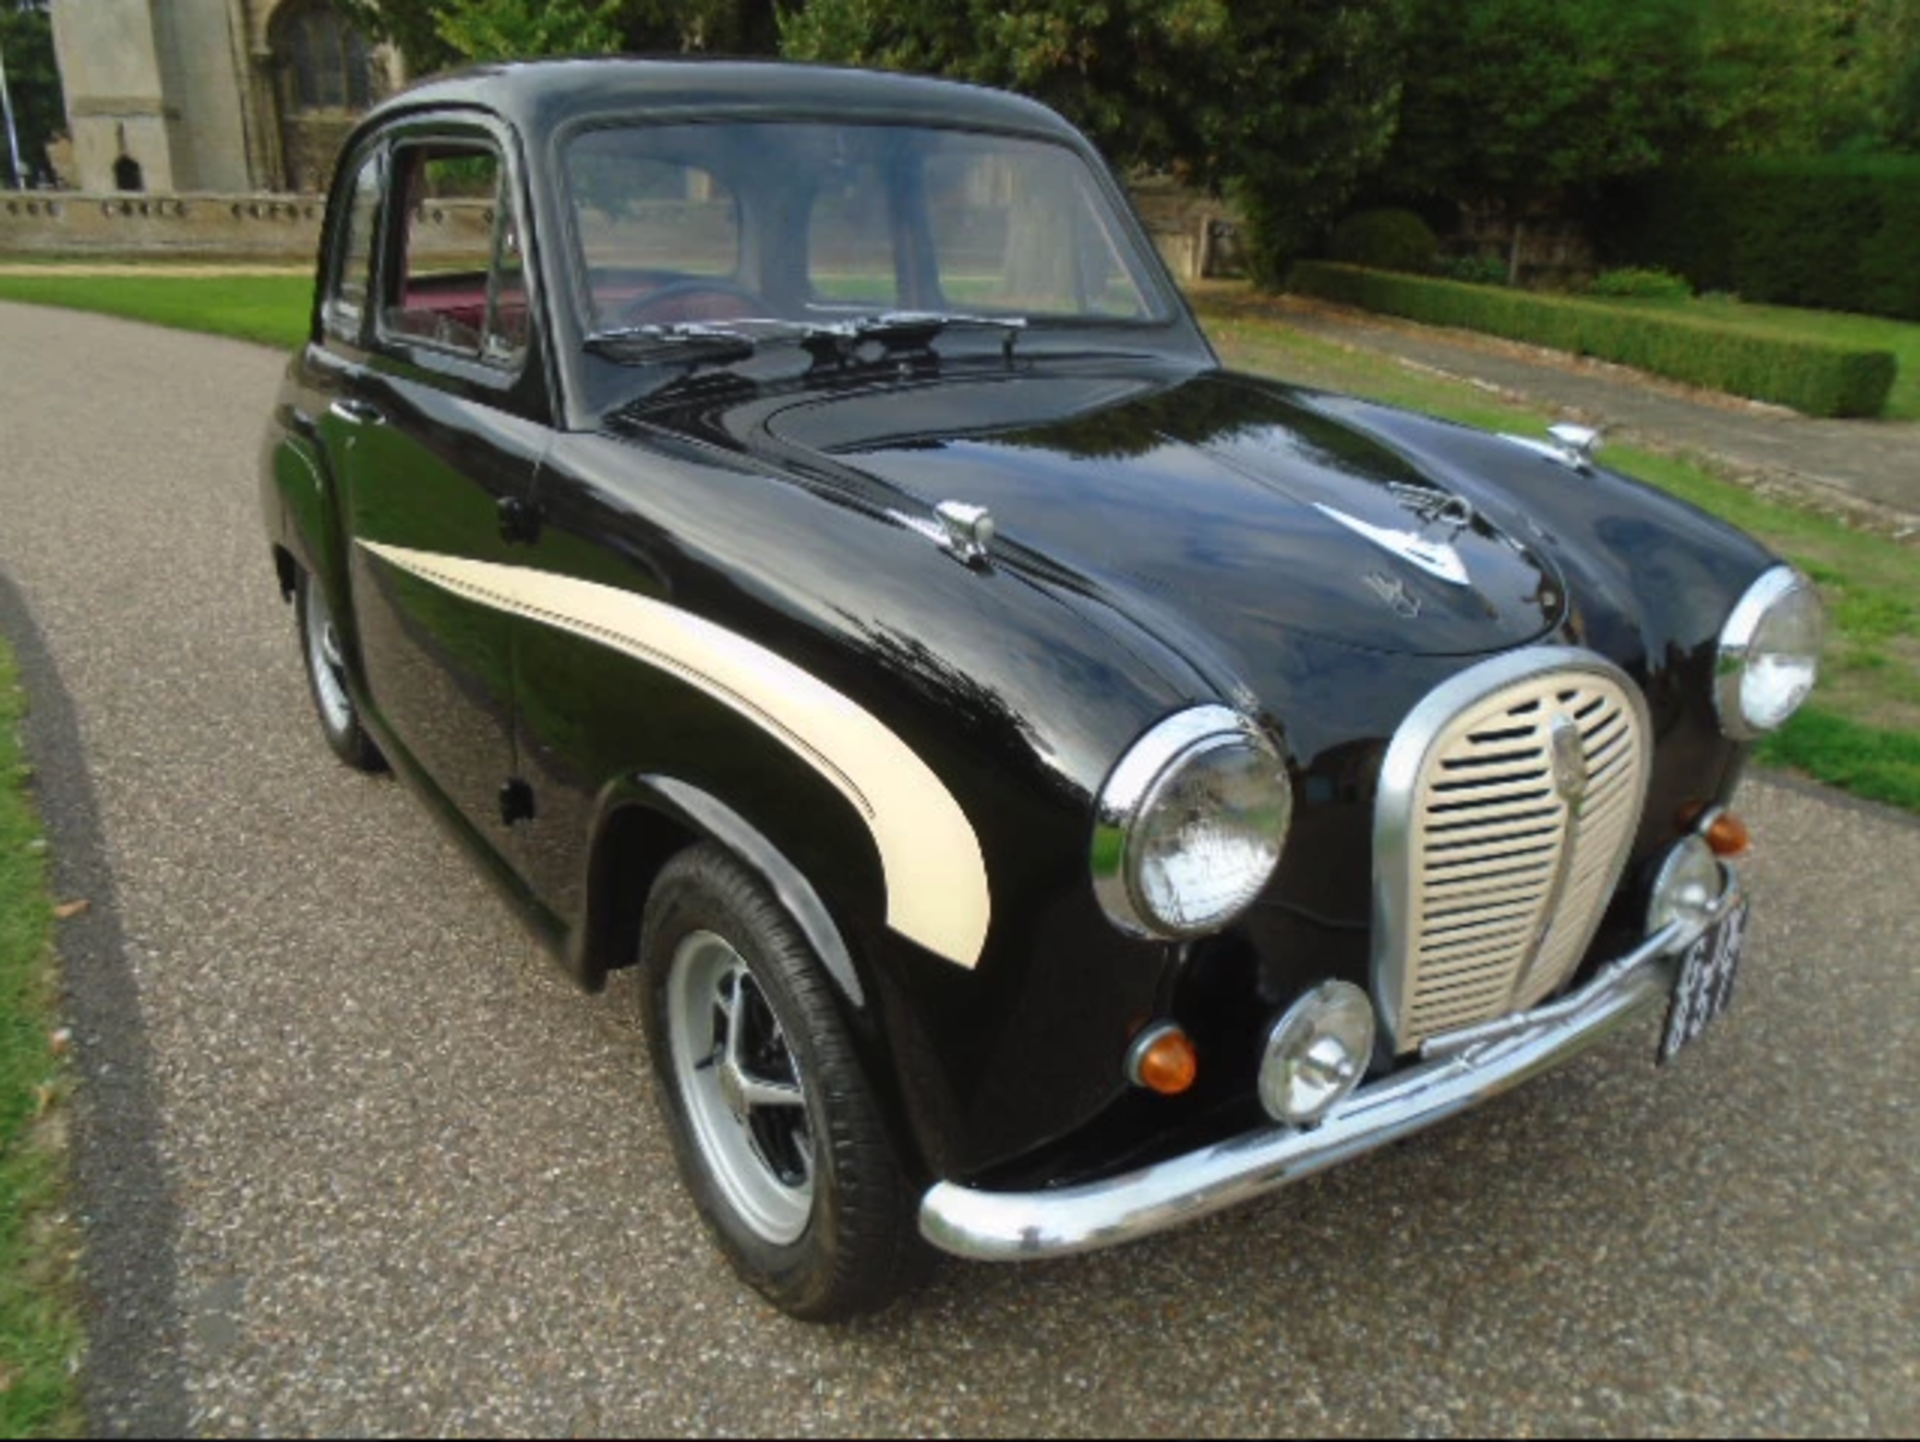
0 642 83 1438
0 270 1912 813
0 272 311 351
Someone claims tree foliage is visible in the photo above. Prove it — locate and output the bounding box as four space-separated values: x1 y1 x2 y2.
0 0 62 187
335 0 1919 282
1382 0 1703 213
1696 0 1920 155
782 0 1408 280
340 0 780 74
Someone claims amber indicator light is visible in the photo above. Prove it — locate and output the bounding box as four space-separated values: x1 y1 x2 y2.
1129 1026 1200 1096
1705 810 1751 858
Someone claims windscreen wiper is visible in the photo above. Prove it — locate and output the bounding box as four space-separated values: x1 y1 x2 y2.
583 322 760 365
827 311 1029 362
587 311 1031 370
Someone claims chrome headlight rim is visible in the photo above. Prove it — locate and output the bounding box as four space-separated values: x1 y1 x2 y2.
1647 834 1728 943
1715 565 1823 742
1092 705 1292 941
1258 980 1377 1127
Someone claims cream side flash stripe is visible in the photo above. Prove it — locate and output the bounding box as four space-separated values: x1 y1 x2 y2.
359 541 991 969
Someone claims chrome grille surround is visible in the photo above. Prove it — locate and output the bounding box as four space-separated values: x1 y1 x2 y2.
1373 648 1652 1053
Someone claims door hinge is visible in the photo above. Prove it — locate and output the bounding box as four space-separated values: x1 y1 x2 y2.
499 778 537 828
498 495 544 546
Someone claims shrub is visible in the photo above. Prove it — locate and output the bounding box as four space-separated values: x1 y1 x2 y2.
1327 209 1439 275
1288 262 1897 417
1585 267 1692 300
1444 254 1510 287
1599 158 1920 321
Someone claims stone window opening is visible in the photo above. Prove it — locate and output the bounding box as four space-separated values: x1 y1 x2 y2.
112 124 143 192
276 0 380 114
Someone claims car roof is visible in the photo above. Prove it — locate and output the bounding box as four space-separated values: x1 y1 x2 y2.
367 57 1081 144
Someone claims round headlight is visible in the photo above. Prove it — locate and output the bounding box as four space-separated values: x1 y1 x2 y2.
1648 835 1726 938
1259 981 1376 1127
1093 706 1292 939
1716 567 1824 741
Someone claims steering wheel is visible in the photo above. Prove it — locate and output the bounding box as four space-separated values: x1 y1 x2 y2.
619 278 768 327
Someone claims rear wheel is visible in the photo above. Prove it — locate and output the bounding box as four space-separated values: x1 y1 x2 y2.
295 569 385 773
639 843 929 1321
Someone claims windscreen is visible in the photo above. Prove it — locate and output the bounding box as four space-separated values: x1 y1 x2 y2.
564 120 1168 333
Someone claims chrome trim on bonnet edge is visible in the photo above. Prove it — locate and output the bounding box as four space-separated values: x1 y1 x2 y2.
919 865 1741 1262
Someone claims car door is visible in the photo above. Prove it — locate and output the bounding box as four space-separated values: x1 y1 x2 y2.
321 118 552 851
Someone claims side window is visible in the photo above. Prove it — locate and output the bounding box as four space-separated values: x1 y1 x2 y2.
808 163 899 308
380 142 528 370
323 153 381 345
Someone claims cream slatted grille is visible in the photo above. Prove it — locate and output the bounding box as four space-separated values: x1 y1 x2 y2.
1379 661 1649 1053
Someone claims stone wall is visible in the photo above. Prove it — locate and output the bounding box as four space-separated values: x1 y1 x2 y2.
0 183 1249 281
1450 206 1597 288
278 115 359 196
1128 176 1247 280
0 192 325 258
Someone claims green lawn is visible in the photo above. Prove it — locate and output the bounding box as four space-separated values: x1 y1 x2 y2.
0 272 312 352
0 644 83 1438
1607 292 1920 422
0 269 1913 813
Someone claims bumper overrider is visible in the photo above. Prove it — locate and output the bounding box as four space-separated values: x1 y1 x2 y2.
920 863 1744 1262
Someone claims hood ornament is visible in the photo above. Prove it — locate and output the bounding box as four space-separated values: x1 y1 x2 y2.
1315 503 1471 588
1385 483 1476 533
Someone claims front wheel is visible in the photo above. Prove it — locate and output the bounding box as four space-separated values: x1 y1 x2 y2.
294 568 385 773
639 843 929 1321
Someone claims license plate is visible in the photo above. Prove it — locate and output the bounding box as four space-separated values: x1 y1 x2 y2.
1660 900 1751 1064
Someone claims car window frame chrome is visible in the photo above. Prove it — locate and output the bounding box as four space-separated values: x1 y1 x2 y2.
359 108 557 424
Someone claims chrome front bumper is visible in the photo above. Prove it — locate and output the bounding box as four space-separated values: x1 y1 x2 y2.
919 870 1742 1262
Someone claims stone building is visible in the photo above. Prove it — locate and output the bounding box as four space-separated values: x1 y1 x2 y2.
49 0 398 194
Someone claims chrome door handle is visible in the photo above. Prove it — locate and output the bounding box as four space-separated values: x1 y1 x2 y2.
329 398 385 425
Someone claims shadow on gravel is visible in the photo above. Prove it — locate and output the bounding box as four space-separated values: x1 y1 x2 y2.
0 565 189 1438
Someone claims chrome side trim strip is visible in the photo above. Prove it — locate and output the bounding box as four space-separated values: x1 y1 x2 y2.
918 868 1739 1262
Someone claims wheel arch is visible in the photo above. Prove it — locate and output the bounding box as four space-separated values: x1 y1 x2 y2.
570 774 869 1019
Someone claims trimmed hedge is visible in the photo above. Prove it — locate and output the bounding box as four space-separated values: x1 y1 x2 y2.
1288 262 1898 418
1600 159 1920 322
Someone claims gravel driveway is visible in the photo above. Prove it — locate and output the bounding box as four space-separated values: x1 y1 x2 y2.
1 301 1915 1437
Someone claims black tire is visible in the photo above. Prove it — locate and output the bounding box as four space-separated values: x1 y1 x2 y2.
639 843 930 1321
294 568 386 773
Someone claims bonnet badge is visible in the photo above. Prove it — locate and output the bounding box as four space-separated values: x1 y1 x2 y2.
1549 713 1589 805
1364 571 1423 618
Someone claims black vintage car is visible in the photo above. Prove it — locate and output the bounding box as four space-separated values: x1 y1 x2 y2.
261 58 1823 1320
